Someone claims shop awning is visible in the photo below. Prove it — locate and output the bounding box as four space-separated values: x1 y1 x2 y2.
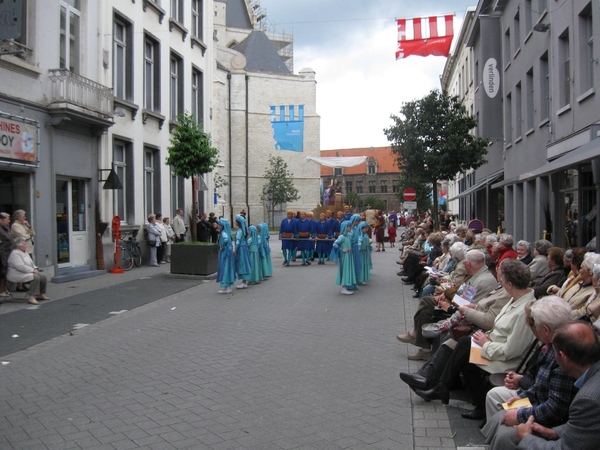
448 170 504 201
518 137 600 182
492 137 600 188
306 156 367 168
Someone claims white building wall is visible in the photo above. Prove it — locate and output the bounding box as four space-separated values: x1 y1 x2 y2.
98 0 215 249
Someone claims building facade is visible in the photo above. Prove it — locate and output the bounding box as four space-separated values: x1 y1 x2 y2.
319 147 401 212
447 0 600 249
213 0 320 226
0 0 113 279
99 0 214 261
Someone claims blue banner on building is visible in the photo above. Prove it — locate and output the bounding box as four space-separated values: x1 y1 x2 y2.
270 105 304 152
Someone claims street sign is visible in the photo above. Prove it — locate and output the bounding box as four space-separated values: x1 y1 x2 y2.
403 188 416 201
468 219 484 231
404 201 417 210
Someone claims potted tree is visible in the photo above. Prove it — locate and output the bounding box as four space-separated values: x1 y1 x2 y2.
166 112 220 275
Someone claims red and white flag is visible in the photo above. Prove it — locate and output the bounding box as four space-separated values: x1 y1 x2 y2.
396 15 454 60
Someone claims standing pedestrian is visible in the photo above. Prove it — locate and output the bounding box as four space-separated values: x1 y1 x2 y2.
146 214 161 267
172 208 186 242
155 213 168 263
388 223 397 248
162 217 175 263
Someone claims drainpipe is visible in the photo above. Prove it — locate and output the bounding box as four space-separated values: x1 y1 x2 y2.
228 73 233 221
245 74 249 223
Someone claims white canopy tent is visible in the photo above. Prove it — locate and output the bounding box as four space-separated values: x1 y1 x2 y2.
305 156 367 168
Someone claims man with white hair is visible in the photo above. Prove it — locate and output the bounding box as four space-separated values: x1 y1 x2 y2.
516 321 600 450
482 296 577 449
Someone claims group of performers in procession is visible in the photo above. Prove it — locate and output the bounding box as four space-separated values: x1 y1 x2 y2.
215 215 273 294
216 207 374 296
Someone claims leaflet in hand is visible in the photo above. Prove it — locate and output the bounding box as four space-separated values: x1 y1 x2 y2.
453 284 477 306
425 267 441 276
502 398 532 410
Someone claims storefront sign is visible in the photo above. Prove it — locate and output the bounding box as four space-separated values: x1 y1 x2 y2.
0 116 37 163
484 58 500 98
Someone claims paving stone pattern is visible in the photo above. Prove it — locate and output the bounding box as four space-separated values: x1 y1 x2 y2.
0 238 484 449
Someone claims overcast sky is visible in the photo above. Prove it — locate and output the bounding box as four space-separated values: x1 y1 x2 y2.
256 0 476 150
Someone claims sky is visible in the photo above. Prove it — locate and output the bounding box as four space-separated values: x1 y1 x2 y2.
256 0 477 150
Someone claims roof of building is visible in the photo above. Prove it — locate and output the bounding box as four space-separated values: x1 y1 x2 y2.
221 0 252 30
320 147 399 176
233 30 291 75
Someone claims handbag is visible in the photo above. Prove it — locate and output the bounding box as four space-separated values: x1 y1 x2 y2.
449 323 473 341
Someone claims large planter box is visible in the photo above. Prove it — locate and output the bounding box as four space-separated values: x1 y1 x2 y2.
170 243 218 275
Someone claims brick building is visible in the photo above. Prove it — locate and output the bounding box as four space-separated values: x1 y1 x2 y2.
320 147 401 212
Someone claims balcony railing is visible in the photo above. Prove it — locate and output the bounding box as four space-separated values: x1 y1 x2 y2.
48 69 113 120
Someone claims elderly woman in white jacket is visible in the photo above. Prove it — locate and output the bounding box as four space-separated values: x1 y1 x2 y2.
7 237 49 304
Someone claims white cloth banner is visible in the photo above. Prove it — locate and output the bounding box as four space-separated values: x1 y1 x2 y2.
305 156 367 168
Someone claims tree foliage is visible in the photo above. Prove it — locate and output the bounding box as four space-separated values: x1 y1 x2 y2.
344 191 361 210
166 112 219 178
384 89 488 228
166 112 219 240
261 156 300 225
361 195 387 212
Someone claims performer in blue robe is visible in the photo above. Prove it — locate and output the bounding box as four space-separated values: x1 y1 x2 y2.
216 218 236 293
234 215 252 288
342 205 353 221
279 210 296 266
313 212 332 265
295 211 313 266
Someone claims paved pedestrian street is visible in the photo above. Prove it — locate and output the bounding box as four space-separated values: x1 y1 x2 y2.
0 239 484 449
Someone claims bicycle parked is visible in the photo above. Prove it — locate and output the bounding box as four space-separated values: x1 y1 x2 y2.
114 230 142 271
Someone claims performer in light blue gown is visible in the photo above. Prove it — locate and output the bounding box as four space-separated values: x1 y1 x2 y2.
259 222 273 277
247 225 263 284
357 221 373 284
331 220 357 295
234 215 252 289
216 218 236 293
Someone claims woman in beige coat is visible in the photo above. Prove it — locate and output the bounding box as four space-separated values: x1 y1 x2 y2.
10 209 35 256
7 237 49 305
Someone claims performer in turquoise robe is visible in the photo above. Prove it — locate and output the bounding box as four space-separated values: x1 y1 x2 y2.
349 214 362 290
234 215 252 288
247 225 263 283
258 222 273 277
357 221 373 284
216 218 236 293
332 220 357 295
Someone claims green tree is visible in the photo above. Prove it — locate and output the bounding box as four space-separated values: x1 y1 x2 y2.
384 89 488 230
166 112 219 240
260 156 300 226
344 191 361 210
361 195 387 212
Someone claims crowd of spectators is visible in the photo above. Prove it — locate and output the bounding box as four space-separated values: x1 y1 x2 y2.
394 219 600 449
